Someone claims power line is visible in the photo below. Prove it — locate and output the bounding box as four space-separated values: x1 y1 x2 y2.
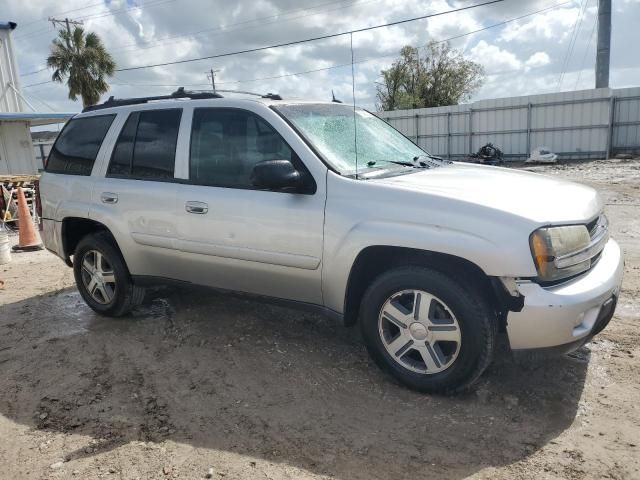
23 80 53 88
112 1 572 87
13 25 55 41
25 1 569 90
110 63 355 88
113 63 355 87
73 0 176 22
20 67 49 77
422 1 572 44
19 0 369 77
14 0 176 41
557 0 588 90
23 90 57 112
575 0 597 89
108 0 369 55
565 0 590 76
15 1 106 31
114 0 505 72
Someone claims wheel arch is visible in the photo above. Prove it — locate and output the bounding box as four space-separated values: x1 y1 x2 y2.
342 245 507 328
61 217 123 265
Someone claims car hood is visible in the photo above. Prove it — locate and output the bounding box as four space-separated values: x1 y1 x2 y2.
370 162 601 224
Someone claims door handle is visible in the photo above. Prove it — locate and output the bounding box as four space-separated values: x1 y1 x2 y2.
185 201 208 214
101 192 118 204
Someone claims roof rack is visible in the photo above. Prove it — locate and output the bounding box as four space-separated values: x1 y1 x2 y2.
216 89 282 100
82 87 223 112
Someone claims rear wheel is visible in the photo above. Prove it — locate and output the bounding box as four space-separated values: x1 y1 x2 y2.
73 232 144 316
360 266 496 394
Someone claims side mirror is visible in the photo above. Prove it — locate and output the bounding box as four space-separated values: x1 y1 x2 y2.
250 159 303 191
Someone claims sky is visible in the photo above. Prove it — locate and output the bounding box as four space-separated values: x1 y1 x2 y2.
4 0 640 114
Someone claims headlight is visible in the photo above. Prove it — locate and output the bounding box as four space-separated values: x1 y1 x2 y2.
530 225 591 282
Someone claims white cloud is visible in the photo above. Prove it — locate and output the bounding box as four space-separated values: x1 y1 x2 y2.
498 6 581 43
525 51 550 70
468 40 522 73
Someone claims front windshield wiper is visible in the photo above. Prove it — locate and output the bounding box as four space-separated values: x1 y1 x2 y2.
413 154 452 166
366 159 426 168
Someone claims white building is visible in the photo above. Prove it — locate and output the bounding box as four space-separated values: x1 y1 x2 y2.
0 21 73 174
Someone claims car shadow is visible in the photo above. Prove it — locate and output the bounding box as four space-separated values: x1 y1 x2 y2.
0 286 590 479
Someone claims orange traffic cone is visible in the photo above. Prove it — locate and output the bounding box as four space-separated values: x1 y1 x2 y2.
12 187 43 252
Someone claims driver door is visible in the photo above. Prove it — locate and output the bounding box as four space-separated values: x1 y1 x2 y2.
174 107 326 304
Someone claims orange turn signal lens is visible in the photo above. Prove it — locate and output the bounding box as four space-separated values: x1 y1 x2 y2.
530 230 552 278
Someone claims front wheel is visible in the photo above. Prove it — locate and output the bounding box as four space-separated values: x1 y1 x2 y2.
360 266 497 394
73 232 145 317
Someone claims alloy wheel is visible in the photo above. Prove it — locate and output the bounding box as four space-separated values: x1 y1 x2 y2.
378 289 461 374
80 249 116 305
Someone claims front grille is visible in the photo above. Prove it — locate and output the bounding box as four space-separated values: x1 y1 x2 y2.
588 215 608 268
590 214 608 242
586 216 599 236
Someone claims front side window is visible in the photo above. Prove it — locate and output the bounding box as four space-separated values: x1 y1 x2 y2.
46 114 115 175
274 103 427 176
108 109 181 179
189 108 295 188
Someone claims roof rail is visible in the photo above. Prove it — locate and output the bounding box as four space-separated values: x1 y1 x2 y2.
82 87 223 112
215 89 282 100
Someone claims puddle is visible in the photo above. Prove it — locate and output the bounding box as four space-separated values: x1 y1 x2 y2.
47 290 95 338
133 297 175 321
43 291 176 340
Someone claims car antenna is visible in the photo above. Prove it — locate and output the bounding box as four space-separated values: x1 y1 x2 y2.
332 90 342 103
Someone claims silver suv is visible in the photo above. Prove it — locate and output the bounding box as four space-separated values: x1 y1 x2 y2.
40 89 624 393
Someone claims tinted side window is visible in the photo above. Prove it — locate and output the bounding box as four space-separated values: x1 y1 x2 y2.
107 109 181 180
190 108 294 188
46 115 115 175
132 109 181 179
108 112 138 176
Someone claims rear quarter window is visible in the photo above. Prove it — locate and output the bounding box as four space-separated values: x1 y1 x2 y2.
45 114 115 175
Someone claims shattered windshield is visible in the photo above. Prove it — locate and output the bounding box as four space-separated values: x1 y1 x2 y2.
274 103 429 176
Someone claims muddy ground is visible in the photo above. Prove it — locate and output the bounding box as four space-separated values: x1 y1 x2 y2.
0 158 639 480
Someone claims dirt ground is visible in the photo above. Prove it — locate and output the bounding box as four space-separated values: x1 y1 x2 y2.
0 158 639 480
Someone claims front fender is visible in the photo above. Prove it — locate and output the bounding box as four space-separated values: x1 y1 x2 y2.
322 220 537 314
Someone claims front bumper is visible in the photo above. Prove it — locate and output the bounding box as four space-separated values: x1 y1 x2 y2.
506 238 624 351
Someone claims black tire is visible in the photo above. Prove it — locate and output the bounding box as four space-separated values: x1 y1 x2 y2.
359 266 497 394
73 231 145 317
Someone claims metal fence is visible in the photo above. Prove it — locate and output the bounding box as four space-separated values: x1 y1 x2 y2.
378 87 640 161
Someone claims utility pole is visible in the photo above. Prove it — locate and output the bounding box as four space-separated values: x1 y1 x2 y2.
48 17 83 48
595 0 611 89
48 17 84 34
206 68 220 93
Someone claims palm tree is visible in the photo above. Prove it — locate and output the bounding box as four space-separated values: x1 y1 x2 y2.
47 27 116 108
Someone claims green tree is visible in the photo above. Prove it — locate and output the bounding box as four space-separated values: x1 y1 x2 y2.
47 26 116 108
376 42 484 111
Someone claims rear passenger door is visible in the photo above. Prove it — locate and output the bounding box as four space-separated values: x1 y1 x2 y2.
174 107 327 304
90 107 185 279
